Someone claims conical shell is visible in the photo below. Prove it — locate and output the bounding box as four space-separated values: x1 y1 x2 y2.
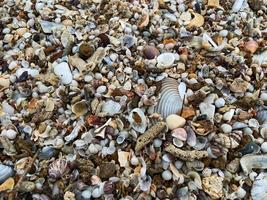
155 78 183 119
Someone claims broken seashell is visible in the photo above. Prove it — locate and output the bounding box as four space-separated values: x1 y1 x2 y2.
188 11 204 28
240 155 267 175
0 178 14 192
202 175 224 199
173 138 184 148
253 50 267 66
72 100 88 117
156 53 176 69
118 151 129 167
138 13 149 28
53 62 73 85
244 40 258 54
190 115 215 136
251 173 267 200
187 171 202 189
128 108 147 133
0 129 17 140
169 163 184 184
172 128 187 141
193 136 208 150
155 78 183 119
101 100 121 116
208 0 224 9
232 0 245 12
48 158 70 179
186 126 197 147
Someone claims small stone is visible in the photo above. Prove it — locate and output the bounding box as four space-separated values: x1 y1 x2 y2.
162 170 172 181
18 181 35 192
96 85 107 94
166 114 186 130
99 163 116 179
53 62 73 85
232 122 248 130
215 98 225 108
220 124 232 134
261 142 267 153
260 93 267 101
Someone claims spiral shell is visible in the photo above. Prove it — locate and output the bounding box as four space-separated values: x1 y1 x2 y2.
48 159 70 179
155 78 183 119
0 164 13 183
214 132 242 149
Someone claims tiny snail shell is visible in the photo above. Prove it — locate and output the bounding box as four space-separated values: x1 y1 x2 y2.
162 170 172 181
48 159 70 179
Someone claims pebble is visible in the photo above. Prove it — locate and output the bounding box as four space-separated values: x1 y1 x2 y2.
223 109 235 121
260 93 267 101
232 122 248 130
220 124 232 134
162 170 173 181
96 85 107 94
261 142 267 153
166 114 186 130
215 98 225 108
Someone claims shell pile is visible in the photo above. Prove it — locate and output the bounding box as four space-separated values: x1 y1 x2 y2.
0 0 267 199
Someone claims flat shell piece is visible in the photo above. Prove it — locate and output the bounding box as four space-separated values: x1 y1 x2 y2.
202 175 224 199
188 12 204 28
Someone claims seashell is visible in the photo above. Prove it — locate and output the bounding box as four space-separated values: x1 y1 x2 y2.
231 0 245 12
230 78 249 93
155 78 183 119
193 136 208 150
128 108 147 133
138 13 149 28
48 159 70 179
71 100 88 117
0 165 13 184
101 100 121 116
91 175 101 185
260 127 267 139
173 138 184 148
139 175 152 192
130 150 139 166
188 11 204 28
32 194 51 200
118 151 129 167
169 163 184 184
187 171 202 189
162 170 172 181
153 138 162 148
214 132 242 149
240 155 267 174
0 178 14 192
244 40 258 54
86 47 106 72
143 45 160 59
176 186 189 198
226 158 240 173
253 50 267 66
92 187 103 198
122 35 136 48
202 175 224 199
81 189 92 199
186 161 204 171
190 116 215 136
0 137 17 156
0 129 17 140
240 142 260 155
256 106 267 124
103 181 114 194
251 173 267 200
53 62 73 85
18 181 35 192
79 43 95 60
171 128 187 141
156 53 176 69
39 146 55 160
208 0 224 9
207 145 224 158
185 126 197 147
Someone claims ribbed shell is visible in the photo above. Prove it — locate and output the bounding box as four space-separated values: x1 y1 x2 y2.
0 164 13 183
155 78 183 119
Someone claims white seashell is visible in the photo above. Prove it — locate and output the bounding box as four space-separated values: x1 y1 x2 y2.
249 118 259 128
53 62 73 85
162 170 172 181
240 155 267 175
0 164 13 183
251 173 267 200
153 138 162 148
232 0 245 12
118 151 129 167
156 53 176 69
88 144 100 154
155 78 183 119
73 140 87 149
193 136 208 150
261 142 267 153
187 171 202 189
61 31 74 48
39 20 65 33
81 189 92 199
92 187 102 198
16 68 39 78
128 108 147 133
199 102 215 121
116 134 126 144
227 186 246 199
260 127 267 138
101 100 121 116
1 129 17 140
64 120 83 143
253 50 267 66
174 160 184 169
2 102 15 115
173 138 184 148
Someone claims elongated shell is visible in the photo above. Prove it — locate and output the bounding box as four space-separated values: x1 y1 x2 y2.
0 164 13 183
155 78 183 119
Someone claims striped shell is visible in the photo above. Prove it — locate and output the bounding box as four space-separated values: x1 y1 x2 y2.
48 159 69 179
0 164 13 183
155 78 183 119
214 132 242 149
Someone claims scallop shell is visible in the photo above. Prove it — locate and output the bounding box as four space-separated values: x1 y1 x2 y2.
71 100 88 117
155 78 183 119
0 164 13 183
48 159 70 179
251 173 267 200
128 108 147 133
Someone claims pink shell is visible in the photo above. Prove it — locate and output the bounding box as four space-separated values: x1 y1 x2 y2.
171 128 187 141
